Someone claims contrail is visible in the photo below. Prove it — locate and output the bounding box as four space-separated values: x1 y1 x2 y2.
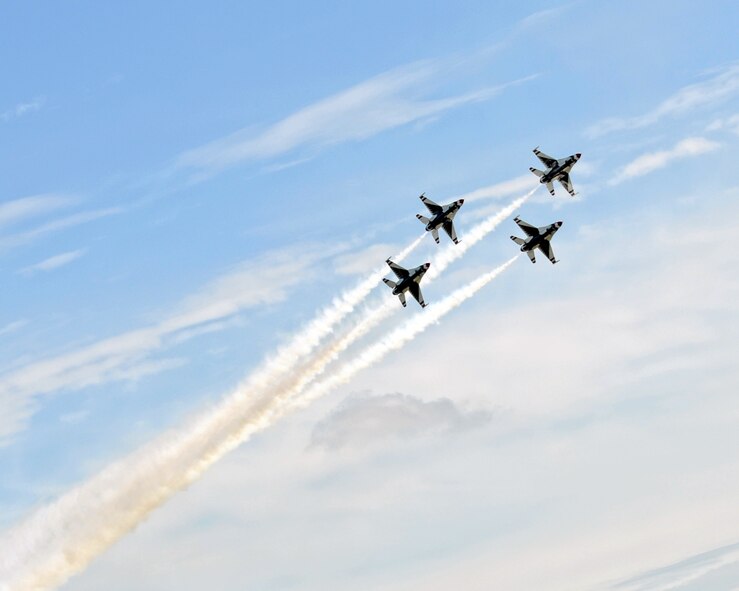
275 187 538 394
279 256 519 418
0 236 425 591
0 191 530 591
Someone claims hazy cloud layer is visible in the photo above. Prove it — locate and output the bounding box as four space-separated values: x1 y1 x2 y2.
311 392 490 450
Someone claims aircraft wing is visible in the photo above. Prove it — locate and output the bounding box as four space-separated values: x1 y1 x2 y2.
539 241 558 264
533 147 558 168
408 282 426 307
558 172 576 196
386 259 409 279
514 216 539 237
442 220 458 244
419 194 443 214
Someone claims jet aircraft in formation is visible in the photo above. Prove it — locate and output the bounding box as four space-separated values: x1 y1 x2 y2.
529 147 581 197
510 216 562 264
383 259 430 308
415 194 464 244
383 147 579 307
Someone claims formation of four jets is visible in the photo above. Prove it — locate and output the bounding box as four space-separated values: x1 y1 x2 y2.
384 147 580 308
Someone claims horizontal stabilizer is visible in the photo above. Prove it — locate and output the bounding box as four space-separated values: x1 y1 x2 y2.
529 167 544 178
382 278 397 289
510 235 525 246
416 214 430 225
526 250 536 263
398 292 407 307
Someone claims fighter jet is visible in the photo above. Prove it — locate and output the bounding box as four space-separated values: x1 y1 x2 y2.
510 216 563 264
529 147 581 197
383 259 430 308
415 193 464 244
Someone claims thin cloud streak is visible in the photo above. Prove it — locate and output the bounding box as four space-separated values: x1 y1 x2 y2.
18 250 86 277
1 97 45 123
608 137 720 185
0 207 123 253
173 63 538 179
586 63 739 137
0 194 76 228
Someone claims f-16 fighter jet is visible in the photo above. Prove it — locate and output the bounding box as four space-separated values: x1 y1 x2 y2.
415 193 464 244
529 147 581 197
510 216 563 264
383 258 431 308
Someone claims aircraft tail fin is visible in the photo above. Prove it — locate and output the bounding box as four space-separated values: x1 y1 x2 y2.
529 167 545 178
382 278 397 289
510 235 525 246
416 214 430 225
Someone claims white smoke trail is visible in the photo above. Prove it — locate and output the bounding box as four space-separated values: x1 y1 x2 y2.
281 256 518 416
276 187 538 392
0 191 531 591
0 236 425 591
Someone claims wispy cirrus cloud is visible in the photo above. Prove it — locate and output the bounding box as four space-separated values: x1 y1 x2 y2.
0 96 45 123
173 63 537 179
586 63 739 138
608 136 720 185
0 194 76 228
0 207 122 254
18 249 86 277
0 246 325 445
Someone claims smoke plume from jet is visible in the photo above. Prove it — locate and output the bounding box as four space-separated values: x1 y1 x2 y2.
0 192 528 591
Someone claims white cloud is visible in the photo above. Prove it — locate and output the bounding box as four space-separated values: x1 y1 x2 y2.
18 249 86 276
0 194 76 228
311 392 489 450
0 320 28 337
0 207 123 253
707 113 739 135
0 247 324 444
453 174 536 204
333 243 400 276
609 137 720 185
1 96 45 122
586 63 739 137
174 62 536 178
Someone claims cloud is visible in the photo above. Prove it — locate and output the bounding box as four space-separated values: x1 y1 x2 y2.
333 243 400 276
0 247 323 444
18 249 86 276
586 63 739 137
0 207 122 253
0 194 76 228
1 96 45 122
311 392 490 450
707 113 739 135
173 62 537 178
0 320 28 337
453 174 536 204
608 137 720 185
611 541 739 591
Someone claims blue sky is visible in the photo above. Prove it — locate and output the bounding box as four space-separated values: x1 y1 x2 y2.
1 1 739 589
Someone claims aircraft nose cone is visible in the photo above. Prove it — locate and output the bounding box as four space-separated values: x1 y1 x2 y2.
575 153 582 159
425 262 431 269
458 199 464 205
557 221 563 227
